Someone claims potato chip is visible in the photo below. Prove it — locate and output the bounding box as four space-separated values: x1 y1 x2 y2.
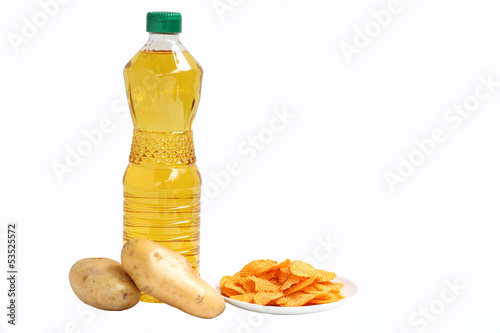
250 276 280 292
254 292 283 305
331 282 343 292
283 277 316 296
289 260 319 278
267 298 281 306
278 267 291 285
231 293 255 303
239 259 278 277
237 277 255 293
274 259 291 270
280 274 303 290
281 292 317 307
300 282 323 294
256 269 280 280
305 298 335 305
225 280 246 294
219 275 232 288
319 281 343 292
274 296 286 306
269 278 280 286
303 290 344 305
220 286 240 297
316 269 337 282
327 293 340 301
220 275 247 297
310 292 333 300
252 259 291 278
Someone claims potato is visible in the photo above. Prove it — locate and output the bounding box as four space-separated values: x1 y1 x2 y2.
69 258 141 311
121 239 225 318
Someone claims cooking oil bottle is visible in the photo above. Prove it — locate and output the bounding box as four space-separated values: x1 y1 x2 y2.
123 12 203 303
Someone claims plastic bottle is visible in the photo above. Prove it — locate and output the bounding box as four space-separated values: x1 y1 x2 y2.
122 12 203 303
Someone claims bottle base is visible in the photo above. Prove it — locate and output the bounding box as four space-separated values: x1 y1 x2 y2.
140 292 162 303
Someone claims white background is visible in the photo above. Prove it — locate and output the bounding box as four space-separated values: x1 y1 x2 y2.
1 0 500 332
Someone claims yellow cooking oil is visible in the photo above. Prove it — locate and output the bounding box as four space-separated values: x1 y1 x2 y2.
123 34 203 303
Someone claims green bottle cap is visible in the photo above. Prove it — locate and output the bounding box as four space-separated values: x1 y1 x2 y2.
146 12 182 34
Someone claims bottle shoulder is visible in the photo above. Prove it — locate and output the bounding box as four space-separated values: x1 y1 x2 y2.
124 49 202 74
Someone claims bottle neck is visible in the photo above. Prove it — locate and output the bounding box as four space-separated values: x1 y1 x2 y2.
149 32 180 42
141 33 184 52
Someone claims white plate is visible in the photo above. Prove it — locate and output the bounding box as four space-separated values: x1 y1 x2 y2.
215 276 357 315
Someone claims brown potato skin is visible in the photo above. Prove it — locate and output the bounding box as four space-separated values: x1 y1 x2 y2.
69 258 141 311
121 239 226 319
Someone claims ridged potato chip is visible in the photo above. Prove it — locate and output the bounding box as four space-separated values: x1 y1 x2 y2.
237 277 255 293
254 292 283 305
322 281 343 293
280 274 303 291
279 292 317 307
316 269 337 282
278 267 291 285
283 277 316 296
239 259 278 277
249 276 280 293
226 280 246 294
289 260 318 278
220 285 240 297
256 269 280 280
231 293 255 303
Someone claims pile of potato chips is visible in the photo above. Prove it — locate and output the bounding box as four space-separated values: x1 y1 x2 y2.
219 259 343 307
